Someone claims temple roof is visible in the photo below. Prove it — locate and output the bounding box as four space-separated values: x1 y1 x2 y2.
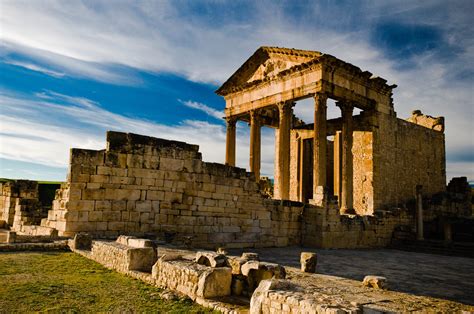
216 46 323 96
216 46 396 96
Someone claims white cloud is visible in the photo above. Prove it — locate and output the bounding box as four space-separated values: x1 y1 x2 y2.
179 99 223 120
0 1 472 180
0 90 276 177
0 1 388 84
3 60 65 78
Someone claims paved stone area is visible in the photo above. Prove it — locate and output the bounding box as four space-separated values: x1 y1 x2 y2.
228 247 474 305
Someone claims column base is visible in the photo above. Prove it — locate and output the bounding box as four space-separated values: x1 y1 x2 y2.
339 207 356 215
309 186 326 207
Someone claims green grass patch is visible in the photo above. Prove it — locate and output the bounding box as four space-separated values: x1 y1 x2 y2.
0 252 216 313
37 181 64 185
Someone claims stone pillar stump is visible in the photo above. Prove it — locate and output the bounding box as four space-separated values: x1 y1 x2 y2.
300 252 317 273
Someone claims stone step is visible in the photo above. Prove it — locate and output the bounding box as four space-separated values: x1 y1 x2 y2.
0 233 8 243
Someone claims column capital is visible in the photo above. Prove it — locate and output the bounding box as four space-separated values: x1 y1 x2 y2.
313 92 328 103
249 109 263 122
336 101 355 113
277 101 295 113
225 116 237 127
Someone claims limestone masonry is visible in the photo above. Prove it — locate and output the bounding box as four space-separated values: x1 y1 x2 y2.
217 46 446 214
1 46 473 313
1 46 470 250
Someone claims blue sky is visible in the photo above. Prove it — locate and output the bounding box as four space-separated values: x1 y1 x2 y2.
0 0 473 182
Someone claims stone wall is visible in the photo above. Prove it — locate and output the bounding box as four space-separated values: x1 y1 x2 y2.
0 180 60 235
352 131 374 214
0 181 19 225
43 131 303 248
302 202 414 248
0 180 42 228
373 111 446 210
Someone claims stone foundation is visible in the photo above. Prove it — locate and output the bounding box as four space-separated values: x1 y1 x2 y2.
86 239 157 272
152 256 232 299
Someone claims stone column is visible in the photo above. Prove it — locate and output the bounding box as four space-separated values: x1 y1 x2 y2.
312 93 328 205
277 101 293 200
249 110 261 179
225 117 237 166
333 131 342 204
338 102 354 214
416 185 424 240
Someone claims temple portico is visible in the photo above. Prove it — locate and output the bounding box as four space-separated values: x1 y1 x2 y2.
217 46 446 215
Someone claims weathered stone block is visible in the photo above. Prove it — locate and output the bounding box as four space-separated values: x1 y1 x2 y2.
300 252 317 273
128 247 157 272
195 251 228 267
250 279 285 314
242 261 286 292
242 252 259 261
160 158 184 171
197 267 232 298
6 231 16 243
363 275 387 289
105 188 141 201
71 233 92 250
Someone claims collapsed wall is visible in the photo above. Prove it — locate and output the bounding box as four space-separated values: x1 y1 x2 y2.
302 202 414 248
43 131 302 248
40 131 421 249
0 180 61 236
0 180 42 228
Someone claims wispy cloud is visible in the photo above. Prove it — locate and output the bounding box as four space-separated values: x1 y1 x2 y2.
179 99 223 120
3 60 65 78
0 90 275 177
0 0 472 180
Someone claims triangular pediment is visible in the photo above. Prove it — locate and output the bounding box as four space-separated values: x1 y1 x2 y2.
216 46 322 96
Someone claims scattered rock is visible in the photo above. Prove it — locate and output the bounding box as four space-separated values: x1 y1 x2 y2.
159 290 180 301
300 252 317 273
242 252 259 261
71 233 92 250
228 256 247 275
242 261 286 292
195 251 228 267
216 247 228 255
197 267 232 298
363 275 387 289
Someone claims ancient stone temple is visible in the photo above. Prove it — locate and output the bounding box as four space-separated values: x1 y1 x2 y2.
216 46 446 215
1 46 467 250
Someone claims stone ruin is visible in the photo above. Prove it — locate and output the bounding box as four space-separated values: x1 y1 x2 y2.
217 46 446 214
64 235 473 313
1 47 471 248
0 179 60 237
0 46 473 313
